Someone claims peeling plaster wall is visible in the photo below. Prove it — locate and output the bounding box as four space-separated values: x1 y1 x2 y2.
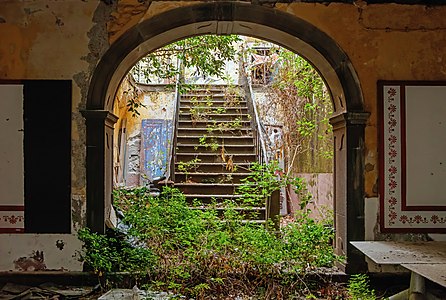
0 0 109 271
113 78 176 187
0 234 82 272
1 0 446 271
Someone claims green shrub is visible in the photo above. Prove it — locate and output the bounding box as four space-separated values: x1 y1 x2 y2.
77 227 156 276
78 172 339 298
348 274 376 300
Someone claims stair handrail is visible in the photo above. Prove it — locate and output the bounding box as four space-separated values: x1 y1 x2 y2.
245 76 268 165
169 58 183 182
243 68 284 224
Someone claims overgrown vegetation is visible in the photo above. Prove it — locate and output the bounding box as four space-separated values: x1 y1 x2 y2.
78 163 342 299
252 47 333 173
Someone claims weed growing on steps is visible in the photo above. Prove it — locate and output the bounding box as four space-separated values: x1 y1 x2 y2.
177 157 201 182
78 172 341 298
237 160 311 207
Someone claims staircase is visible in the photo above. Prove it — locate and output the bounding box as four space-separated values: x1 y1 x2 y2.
173 85 266 220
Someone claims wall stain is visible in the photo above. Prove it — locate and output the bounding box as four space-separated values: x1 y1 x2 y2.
72 2 116 200
14 251 46 271
365 163 374 172
56 240 65 250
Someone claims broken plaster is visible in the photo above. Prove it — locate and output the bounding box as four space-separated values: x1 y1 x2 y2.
14 251 46 272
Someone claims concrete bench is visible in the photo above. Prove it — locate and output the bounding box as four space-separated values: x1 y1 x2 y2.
351 241 446 300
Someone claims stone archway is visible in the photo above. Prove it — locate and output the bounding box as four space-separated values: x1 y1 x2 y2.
84 2 369 273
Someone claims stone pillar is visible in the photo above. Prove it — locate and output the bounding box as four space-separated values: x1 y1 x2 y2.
330 111 369 273
82 110 118 234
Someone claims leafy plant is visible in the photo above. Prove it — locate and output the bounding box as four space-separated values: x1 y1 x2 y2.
213 107 226 114
77 227 156 283
347 274 376 300
177 157 201 181
237 160 306 207
198 135 219 152
132 35 241 83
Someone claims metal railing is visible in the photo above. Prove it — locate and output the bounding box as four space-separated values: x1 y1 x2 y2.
243 76 268 166
242 74 280 227
168 60 183 182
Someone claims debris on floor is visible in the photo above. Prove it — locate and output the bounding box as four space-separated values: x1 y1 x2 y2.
0 282 99 299
98 286 186 300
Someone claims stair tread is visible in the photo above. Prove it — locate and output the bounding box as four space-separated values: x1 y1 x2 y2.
180 100 246 103
181 113 250 116
180 106 246 109
177 143 254 147
177 152 255 156
175 162 252 165
190 206 266 210
175 172 251 175
177 135 254 138
184 194 242 198
177 127 252 131
176 183 244 186
179 120 251 123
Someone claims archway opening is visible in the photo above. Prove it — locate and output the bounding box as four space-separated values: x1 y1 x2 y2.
113 36 334 226
84 2 368 274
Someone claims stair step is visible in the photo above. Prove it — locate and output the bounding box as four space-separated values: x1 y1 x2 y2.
177 136 255 146
175 172 251 183
175 162 253 173
176 144 255 154
175 183 243 195
181 94 226 98
177 126 252 130
176 172 251 176
178 120 251 128
179 114 251 122
190 206 266 219
183 194 266 207
177 128 252 137
179 107 248 114
176 153 256 163
180 100 247 106
184 194 243 201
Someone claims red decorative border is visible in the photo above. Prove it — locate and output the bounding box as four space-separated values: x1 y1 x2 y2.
0 205 25 233
400 86 446 211
379 81 446 233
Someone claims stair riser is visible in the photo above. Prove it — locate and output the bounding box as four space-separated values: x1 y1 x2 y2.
177 185 239 195
191 208 266 219
179 114 251 122
180 107 248 114
176 136 255 145
181 95 225 100
178 121 251 128
184 195 265 205
175 164 252 173
180 101 247 108
176 145 255 154
177 129 252 136
175 173 250 184
176 154 257 163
